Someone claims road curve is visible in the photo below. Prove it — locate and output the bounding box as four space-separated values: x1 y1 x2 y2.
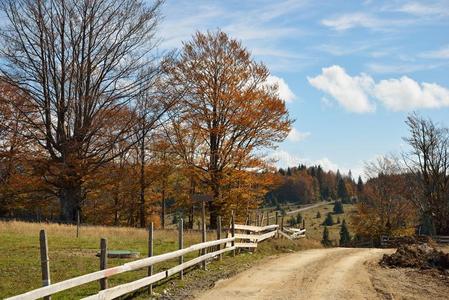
195 248 388 300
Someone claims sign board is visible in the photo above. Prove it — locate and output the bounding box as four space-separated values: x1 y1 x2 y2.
192 194 213 202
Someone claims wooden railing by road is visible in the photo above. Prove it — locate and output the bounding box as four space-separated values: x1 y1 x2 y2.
6 221 280 300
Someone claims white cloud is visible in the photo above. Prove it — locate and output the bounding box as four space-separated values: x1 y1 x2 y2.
267 150 364 178
367 62 440 74
321 13 382 31
421 45 449 59
375 77 449 111
308 65 449 112
395 1 449 17
321 12 413 31
307 65 376 113
266 75 296 103
287 128 310 142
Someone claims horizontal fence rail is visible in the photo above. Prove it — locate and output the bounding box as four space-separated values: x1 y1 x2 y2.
6 237 235 300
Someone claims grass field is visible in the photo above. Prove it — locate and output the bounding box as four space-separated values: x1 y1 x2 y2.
285 202 358 245
0 220 321 299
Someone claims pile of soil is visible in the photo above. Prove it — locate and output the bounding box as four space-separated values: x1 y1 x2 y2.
380 243 449 270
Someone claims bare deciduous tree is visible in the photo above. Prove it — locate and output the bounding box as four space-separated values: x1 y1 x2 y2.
0 0 166 222
403 113 449 234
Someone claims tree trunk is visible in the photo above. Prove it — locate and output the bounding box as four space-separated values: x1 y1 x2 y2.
209 182 220 229
139 132 146 228
59 183 82 223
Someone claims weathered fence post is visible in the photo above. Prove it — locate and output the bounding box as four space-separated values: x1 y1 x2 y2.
148 222 153 295
281 216 284 232
217 216 222 261
302 219 305 230
100 238 108 290
39 229 51 300
179 218 184 279
266 211 270 226
201 200 207 270
231 210 236 257
275 211 279 225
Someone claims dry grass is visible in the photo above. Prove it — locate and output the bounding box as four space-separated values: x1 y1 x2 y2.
0 220 203 244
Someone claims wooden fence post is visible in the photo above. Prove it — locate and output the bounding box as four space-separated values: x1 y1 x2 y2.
302 219 305 230
100 238 108 290
179 218 184 279
275 211 279 225
148 223 153 295
201 200 207 270
231 211 235 257
266 211 270 226
39 230 51 300
281 216 284 232
217 216 222 261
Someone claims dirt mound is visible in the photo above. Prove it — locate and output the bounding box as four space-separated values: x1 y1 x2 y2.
380 243 449 270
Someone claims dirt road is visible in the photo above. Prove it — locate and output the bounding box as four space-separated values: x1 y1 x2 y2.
196 248 389 300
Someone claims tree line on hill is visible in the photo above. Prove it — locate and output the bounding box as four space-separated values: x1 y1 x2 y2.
265 165 360 206
0 0 293 228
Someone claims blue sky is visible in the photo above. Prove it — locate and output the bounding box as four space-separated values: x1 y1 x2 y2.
158 0 449 178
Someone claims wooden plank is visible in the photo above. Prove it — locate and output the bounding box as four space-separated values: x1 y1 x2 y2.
5 237 235 300
84 247 236 300
234 224 278 232
166 246 235 277
234 233 259 241
257 230 277 242
235 242 257 248
82 271 167 300
278 230 293 240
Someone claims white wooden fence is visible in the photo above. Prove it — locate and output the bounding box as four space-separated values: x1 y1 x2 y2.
6 222 279 300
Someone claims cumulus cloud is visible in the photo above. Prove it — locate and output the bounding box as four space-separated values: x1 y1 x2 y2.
287 128 310 142
307 65 376 113
266 75 296 103
375 77 449 111
308 65 449 112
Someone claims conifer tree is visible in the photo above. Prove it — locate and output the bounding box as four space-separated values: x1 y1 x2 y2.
339 219 351 246
337 177 349 202
333 201 344 214
357 176 364 194
321 226 332 247
323 212 334 226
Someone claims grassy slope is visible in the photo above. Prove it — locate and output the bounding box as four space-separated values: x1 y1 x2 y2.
288 202 358 245
0 221 321 299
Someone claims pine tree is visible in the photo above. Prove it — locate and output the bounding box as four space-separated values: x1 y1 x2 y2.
357 176 364 194
339 219 351 246
333 201 344 214
321 226 332 247
337 177 349 202
323 212 334 226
